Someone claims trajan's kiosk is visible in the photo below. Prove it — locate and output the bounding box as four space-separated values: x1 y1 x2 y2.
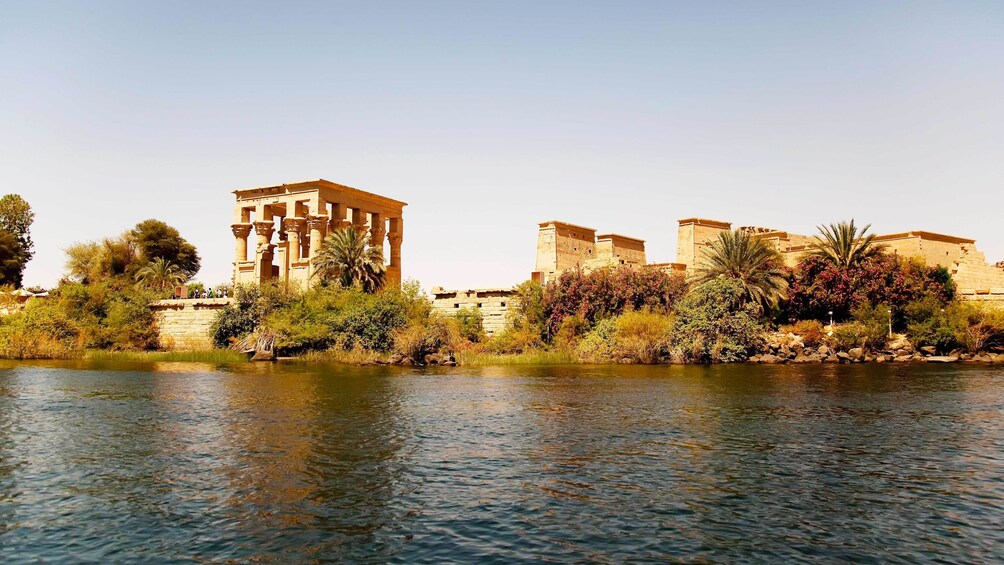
230 179 406 289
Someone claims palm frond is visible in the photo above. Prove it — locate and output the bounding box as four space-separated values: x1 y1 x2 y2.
696 229 788 313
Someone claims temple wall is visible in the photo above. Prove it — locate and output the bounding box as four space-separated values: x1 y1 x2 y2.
150 298 233 350
430 288 515 336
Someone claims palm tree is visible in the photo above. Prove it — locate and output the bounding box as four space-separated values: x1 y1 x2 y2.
696 229 788 312
312 226 386 292
133 257 186 291
813 220 883 268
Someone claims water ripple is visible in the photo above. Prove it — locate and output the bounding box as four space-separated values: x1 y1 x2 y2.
0 361 1001 562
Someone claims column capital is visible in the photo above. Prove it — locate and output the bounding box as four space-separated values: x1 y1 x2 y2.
253 220 275 238
231 223 253 238
387 232 403 245
283 217 306 233
306 215 328 230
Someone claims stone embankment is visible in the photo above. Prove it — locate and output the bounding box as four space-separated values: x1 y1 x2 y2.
749 333 1004 365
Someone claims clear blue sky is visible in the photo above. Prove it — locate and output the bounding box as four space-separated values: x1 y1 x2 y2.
4 1 1003 290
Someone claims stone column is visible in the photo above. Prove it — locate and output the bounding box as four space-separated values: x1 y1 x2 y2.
306 214 328 263
253 221 276 282
231 223 252 262
351 208 367 232
283 217 305 262
387 217 403 288
370 213 386 257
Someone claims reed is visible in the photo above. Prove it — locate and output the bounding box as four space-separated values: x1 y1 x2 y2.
83 349 247 363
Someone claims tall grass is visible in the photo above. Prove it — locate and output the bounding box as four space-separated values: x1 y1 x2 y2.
302 346 384 365
456 349 577 366
83 349 247 363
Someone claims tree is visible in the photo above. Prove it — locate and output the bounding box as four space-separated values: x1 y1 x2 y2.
129 219 201 278
133 257 187 291
311 227 386 292
0 230 24 285
784 253 955 325
0 194 35 286
670 278 766 363
541 266 688 339
813 219 882 269
696 229 788 314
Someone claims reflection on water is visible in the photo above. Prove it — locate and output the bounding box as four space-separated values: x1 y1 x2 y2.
0 361 1002 562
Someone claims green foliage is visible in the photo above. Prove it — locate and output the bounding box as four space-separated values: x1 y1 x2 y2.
830 322 871 351
210 282 298 347
0 230 25 286
392 314 462 360
946 302 1004 354
129 219 201 279
454 307 484 343
905 297 956 353
670 278 766 363
134 257 187 291
480 326 545 355
0 194 34 287
507 279 546 338
849 303 891 350
697 229 788 313
542 266 687 339
813 219 882 269
0 280 160 358
311 227 385 292
575 317 617 362
612 310 674 363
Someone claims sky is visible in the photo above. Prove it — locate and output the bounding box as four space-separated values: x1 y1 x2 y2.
3 1 1003 291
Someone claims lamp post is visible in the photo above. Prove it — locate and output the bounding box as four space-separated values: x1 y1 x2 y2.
828 310 834 328
888 307 893 338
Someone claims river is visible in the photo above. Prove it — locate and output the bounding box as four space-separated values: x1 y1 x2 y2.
0 361 1001 563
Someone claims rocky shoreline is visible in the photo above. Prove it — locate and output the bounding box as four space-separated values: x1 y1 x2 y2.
750 333 1004 365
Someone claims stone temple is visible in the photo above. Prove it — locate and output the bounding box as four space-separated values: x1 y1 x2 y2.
230 179 406 289
431 216 1004 334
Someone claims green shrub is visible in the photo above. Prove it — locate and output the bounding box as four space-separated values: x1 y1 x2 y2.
480 326 544 355
553 314 589 352
393 314 461 360
575 317 616 362
454 307 484 343
904 297 956 353
947 302 1004 354
669 278 765 363
211 282 298 347
849 303 891 350
830 322 870 351
610 310 673 363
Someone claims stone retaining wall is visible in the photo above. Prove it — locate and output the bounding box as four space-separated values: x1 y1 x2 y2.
150 298 233 350
430 288 514 336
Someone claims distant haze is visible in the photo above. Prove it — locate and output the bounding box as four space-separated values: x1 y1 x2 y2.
4 1 1003 290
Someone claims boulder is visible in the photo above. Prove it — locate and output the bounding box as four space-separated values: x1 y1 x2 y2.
836 351 851 361
251 349 275 362
848 347 864 360
424 353 444 365
920 346 937 355
760 354 783 364
794 354 822 364
894 355 913 363
825 354 840 363
874 355 886 363
389 353 405 364
748 355 761 363
927 356 960 363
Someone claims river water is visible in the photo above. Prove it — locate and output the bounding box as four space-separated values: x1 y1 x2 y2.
0 361 1001 563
